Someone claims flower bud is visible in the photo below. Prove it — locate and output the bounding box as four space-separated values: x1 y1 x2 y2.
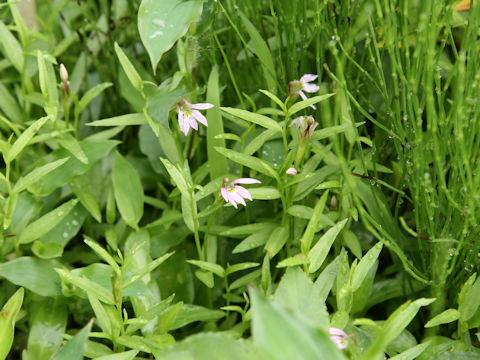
60 64 68 83
286 167 297 175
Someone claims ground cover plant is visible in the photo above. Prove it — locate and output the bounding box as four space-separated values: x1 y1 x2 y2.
1 0 480 358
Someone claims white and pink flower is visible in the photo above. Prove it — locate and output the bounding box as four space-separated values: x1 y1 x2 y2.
289 74 320 109
329 327 348 350
176 99 214 136
220 177 261 208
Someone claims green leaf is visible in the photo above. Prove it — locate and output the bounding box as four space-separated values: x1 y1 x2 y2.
259 90 286 112
221 107 282 132
0 288 24 360
18 199 78 244
36 140 119 195
87 113 147 127
206 66 228 180
250 287 346 360
159 333 263 360
264 226 289 258
233 227 274 254
138 0 203 72
93 350 139 360
52 319 93 360
362 298 435 360
114 43 142 92
13 157 69 193
6 116 51 163
25 298 67 360
310 122 365 141
425 309 460 328
351 243 383 291
37 51 59 115
299 191 329 254
187 260 225 277
249 187 281 200
244 129 278 156
0 82 22 123
314 258 338 302
146 86 187 130
84 237 121 276
70 175 102 222
112 152 144 229
308 219 348 273
277 254 309 268
273 267 329 329
57 134 89 164
226 262 260 276
215 147 278 179
0 257 61 296
389 341 431 360
160 158 190 197
0 20 24 72
56 268 115 304
87 292 112 337
288 94 334 115
171 304 225 330
31 241 64 259
238 10 277 92
76 82 113 115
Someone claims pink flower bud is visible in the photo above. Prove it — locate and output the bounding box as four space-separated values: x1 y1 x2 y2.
286 167 298 175
60 64 68 83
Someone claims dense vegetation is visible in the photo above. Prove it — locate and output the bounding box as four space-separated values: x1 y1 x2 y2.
1 0 480 359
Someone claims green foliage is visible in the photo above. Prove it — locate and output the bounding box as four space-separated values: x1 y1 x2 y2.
0 0 479 358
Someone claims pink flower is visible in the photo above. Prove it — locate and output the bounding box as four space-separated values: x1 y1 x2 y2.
329 327 348 350
286 167 298 175
176 99 214 136
220 177 261 208
290 115 318 140
289 74 320 109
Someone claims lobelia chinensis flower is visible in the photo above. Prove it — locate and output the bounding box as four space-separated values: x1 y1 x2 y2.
289 74 320 109
176 99 214 136
290 115 318 140
221 177 261 208
329 327 348 350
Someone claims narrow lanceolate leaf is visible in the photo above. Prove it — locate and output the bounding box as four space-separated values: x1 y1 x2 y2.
300 191 329 254
138 0 203 72
265 227 289 258
425 309 460 328
160 158 190 198
215 147 278 179
52 319 93 360
187 260 225 277
6 116 51 163
57 134 88 164
87 113 147 127
112 152 144 230
84 237 121 276
0 20 24 72
13 157 69 193
18 199 78 244
288 94 334 115
76 82 113 115
351 243 383 292
206 66 228 180
221 107 282 132
238 10 277 92
0 288 24 360
308 218 348 273
114 42 143 92
362 298 435 360
55 269 115 304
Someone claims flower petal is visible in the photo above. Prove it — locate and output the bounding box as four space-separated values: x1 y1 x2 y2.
232 178 261 185
231 190 247 206
234 185 252 201
299 91 308 101
303 83 320 93
329 328 347 336
221 187 230 202
188 116 198 131
191 102 214 110
300 74 318 83
192 110 208 126
228 193 238 208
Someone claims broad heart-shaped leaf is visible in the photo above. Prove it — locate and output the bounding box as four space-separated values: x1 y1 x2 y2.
0 287 24 360
250 287 346 360
0 257 62 296
138 0 203 72
158 333 265 360
112 152 144 230
52 319 93 360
